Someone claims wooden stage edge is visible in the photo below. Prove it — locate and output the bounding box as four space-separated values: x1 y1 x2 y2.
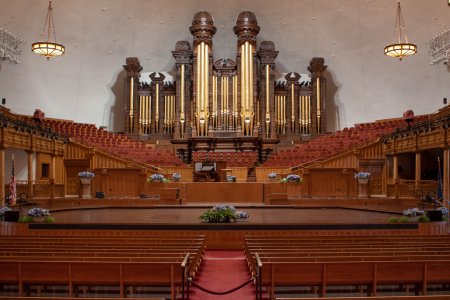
1 208 448 249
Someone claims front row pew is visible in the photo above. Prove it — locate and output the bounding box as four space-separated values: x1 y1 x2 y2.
255 258 450 299
0 255 191 300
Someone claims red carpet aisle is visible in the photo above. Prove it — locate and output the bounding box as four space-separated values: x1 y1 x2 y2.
189 250 255 300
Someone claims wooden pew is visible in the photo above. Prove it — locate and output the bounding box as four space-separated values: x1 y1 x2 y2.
246 235 450 299
0 235 205 299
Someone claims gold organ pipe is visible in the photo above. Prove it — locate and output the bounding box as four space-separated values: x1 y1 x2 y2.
265 65 270 137
129 77 134 133
155 83 159 133
181 65 185 114
139 95 142 134
291 83 295 132
196 44 201 135
146 95 149 133
164 95 167 133
148 95 151 127
316 77 321 133
212 75 216 129
205 44 210 135
220 76 224 128
180 64 185 136
276 95 279 133
308 95 311 134
233 76 237 129
225 76 229 129
281 96 286 134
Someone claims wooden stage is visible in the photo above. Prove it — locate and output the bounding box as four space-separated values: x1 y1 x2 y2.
2 199 448 249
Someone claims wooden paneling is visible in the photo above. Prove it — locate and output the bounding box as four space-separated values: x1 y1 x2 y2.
64 160 89 196
160 167 193 182
306 168 357 197
65 142 90 160
228 167 248 182
186 182 264 203
92 168 146 197
256 167 290 182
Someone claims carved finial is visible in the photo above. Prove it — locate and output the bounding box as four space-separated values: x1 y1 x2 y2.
189 11 217 47
233 11 260 46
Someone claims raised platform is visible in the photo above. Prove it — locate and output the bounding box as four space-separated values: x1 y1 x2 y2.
1 206 447 249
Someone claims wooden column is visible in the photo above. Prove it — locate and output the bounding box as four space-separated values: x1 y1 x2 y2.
123 57 143 135
0 148 4 204
415 152 421 190
393 154 399 198
27 150 33 198
444 148 449 205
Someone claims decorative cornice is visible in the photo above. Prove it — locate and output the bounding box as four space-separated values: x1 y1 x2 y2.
308 57 327 75
123 57 142 77
190 11 216 47
234 11 260 47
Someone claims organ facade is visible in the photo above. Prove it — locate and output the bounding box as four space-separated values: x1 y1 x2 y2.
123 11 328 162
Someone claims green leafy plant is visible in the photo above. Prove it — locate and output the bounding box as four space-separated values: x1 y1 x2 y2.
418 216 430 222
18 216 33 223
199 204 249 223
399 216 409 223
388 217 398 223
200 205 237 223
44 216 55 223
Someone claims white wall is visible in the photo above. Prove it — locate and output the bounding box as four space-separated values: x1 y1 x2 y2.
0 0 449 132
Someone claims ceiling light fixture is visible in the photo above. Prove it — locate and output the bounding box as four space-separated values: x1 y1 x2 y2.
384 0 417 61
31 1 65 60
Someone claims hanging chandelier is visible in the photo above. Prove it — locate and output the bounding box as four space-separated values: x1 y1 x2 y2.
384 0 417 61
31 1 65 60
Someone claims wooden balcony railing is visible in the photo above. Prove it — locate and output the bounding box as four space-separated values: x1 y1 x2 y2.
387 179 437 199
4 179 64 200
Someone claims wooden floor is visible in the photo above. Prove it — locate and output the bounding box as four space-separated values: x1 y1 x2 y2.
49 206 399 225
3 197 447 248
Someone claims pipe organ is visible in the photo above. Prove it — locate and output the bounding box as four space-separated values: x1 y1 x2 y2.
123 11 327 157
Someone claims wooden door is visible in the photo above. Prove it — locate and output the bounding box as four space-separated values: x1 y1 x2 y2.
65 160 89 196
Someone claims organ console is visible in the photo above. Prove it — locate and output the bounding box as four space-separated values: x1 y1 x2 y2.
123 11 328 163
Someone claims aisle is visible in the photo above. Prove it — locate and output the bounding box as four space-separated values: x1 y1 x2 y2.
189 250 255 300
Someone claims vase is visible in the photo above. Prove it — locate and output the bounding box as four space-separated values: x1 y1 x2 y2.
357 178 369 184
33 216 46 222
80 177 92 199
358 179 370 198
80 177 92 184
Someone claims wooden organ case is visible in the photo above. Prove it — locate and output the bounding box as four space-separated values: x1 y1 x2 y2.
123 11 328 163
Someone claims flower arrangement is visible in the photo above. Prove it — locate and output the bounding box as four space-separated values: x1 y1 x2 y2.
200 204 249 223
402 207 424 217
286 174 302 183
172 173 181 181
0 206 12 218
226 175 237 182
268 172 277 179
78 171 95 179
354 172 371 179
437 206 449 216
148 173 164 183
27 207 50 217
279 174 302 183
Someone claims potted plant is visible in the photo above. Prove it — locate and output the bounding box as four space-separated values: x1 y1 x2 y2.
0 206 12 221
200 204 249 223
172 173 181 182
268 172 277 182
148 173 164 183
355 172 371 184
27 207 50 222
78 171 95 184
285 174 302 183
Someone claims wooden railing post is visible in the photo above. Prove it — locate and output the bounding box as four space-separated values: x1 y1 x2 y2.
50 178 55 199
